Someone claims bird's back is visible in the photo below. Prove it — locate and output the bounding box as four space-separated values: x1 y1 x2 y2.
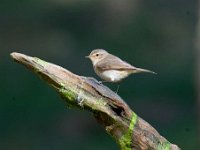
96 54 136 71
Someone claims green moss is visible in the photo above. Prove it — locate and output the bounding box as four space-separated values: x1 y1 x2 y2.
59 87 77 107
34 57 48 66
157 141 170 150
96 98 106 106
119 112 137 150
59 88 77 101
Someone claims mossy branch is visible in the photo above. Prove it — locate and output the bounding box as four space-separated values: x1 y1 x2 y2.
10 52 180 150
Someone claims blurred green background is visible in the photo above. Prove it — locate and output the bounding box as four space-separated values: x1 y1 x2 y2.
0 0 198 149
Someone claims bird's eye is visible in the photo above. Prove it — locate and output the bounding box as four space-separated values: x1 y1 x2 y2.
96 54 99 57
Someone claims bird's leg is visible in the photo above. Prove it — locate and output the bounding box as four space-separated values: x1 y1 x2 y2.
115 85 120 94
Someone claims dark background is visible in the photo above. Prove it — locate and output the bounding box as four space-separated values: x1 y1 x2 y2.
0 0 198 149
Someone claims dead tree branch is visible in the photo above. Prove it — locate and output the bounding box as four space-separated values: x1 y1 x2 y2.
10 52 180 150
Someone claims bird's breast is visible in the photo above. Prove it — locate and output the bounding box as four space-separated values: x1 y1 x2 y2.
95 69 130 82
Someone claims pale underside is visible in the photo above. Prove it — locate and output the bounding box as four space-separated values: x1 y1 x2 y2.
95 69 133 82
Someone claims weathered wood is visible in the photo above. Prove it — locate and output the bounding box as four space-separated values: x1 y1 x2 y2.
10 52 180 150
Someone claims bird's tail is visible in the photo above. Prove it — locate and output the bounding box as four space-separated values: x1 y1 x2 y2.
133 67 157 74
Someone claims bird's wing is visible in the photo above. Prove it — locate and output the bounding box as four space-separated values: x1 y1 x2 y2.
96 55 136 71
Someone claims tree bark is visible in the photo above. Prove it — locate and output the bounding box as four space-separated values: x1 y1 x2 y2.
10 52 180 150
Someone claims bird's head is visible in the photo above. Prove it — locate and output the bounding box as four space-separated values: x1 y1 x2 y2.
86 49 108 65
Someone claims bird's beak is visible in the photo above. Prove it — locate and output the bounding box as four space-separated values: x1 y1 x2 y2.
85 55 90 58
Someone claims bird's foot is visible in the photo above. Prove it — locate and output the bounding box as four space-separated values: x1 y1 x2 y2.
115 85 120 94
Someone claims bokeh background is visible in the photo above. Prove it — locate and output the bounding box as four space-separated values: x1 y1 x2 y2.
0 0 199 149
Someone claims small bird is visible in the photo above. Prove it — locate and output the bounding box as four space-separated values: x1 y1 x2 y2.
86 49 156 83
